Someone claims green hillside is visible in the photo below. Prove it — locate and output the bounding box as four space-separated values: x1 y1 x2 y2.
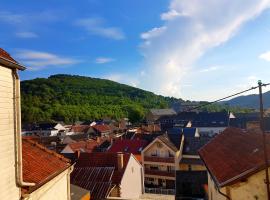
21 74 178 123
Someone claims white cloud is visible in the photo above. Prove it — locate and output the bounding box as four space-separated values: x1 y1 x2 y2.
95 57 115 64
75 18 125 40
15 50 80 71
15 31 38 38
139 0 270 97
259 51 270 61
141 26 167 39
161 9 187 20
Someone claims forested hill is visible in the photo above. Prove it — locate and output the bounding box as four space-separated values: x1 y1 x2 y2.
21 74 178 123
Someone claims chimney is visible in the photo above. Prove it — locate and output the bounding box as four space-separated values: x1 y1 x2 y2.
117 153 124 171
97 136 101 144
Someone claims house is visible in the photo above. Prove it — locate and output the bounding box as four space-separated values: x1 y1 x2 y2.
71 152 144 199
199 127 270 200
0 48 75 200
92 124 112 137
21 138 73 200
68 124 94 135
141 134 182 190
61 139 100 154
24 122 66 137
159 112 230 136
108 139 148 162
146 108 177 123
141 129 210 193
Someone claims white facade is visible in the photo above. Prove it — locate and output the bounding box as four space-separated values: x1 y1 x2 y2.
0 64 21 200
120 155 144 199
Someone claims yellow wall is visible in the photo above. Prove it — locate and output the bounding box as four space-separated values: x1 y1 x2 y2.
179 163 206 171
208 169 270 200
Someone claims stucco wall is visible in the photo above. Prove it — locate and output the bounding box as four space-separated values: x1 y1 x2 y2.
120 155 143 199
0 66 21 200
208 169 269 200
24 169 70 200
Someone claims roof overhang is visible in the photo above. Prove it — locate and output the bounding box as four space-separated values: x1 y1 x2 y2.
0 56 26 70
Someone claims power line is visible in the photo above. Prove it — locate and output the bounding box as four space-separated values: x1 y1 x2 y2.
187 82 270 112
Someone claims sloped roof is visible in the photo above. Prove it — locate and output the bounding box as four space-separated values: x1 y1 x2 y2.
199 128 270 187
22 139 71 193
108 139 147 159
93 124 111 133
71 125 90 133
0 48 26 70
150 109 177 116
67 140 99 153
157 135 179 152
71 167 113 200
75 152 131 185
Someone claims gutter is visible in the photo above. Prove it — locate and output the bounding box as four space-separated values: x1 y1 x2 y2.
0 57 26 70
13 69 35 187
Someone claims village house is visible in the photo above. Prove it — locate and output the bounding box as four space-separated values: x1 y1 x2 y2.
141 128 210 193
199 127 270 200
146 108 177 123
92 124 112 137
21 138 73 200
0 48 74 200
23 122 66 137
71 152 144 199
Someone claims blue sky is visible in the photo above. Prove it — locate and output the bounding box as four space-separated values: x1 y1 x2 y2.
1 0 270 101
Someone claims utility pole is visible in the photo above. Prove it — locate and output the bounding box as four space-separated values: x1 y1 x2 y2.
258 80 270 200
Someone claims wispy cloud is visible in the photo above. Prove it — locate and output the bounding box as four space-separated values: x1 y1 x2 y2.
75 17 125 40
95 57 115 64
15 50 80 71
15 31 38 39
141 26 167 40
139 0 270 97
259 51 270 61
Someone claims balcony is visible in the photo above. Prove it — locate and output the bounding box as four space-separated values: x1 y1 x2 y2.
145 169 175 177
144 156 175 163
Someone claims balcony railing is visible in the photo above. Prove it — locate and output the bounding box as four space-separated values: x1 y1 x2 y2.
145 187 175 195
144 156 175 163
145 169 175 177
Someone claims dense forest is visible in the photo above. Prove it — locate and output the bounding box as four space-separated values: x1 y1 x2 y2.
21 74 252 124
21 74 178 123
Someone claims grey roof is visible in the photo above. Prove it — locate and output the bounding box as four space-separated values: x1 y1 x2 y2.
157 135 179 152
150 109 177 116
71 184 90 200
183 136 211 155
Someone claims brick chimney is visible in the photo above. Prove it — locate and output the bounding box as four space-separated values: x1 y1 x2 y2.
117 153 124 171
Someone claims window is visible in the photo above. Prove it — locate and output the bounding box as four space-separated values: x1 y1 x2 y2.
151 150 158 156
150 165 159 170
188 165 192 171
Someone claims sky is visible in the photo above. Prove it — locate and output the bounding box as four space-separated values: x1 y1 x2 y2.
1 0 270 101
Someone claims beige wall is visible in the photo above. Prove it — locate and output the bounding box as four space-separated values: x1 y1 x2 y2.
144 141 175 158
120 155 143 199
0 66 21 200
208 169 269 200
179 163 206 171
23 169 70 200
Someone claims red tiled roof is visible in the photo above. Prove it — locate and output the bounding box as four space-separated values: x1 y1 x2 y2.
108 139 147 162
71 125 90 133
93 124 111 133
22 139 71 193
68 140 99 153
0 48 17 63
75 152 131 185
199 127 270 187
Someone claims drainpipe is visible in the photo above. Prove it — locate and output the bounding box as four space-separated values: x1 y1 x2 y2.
217 187 231 200
13 69 35 187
